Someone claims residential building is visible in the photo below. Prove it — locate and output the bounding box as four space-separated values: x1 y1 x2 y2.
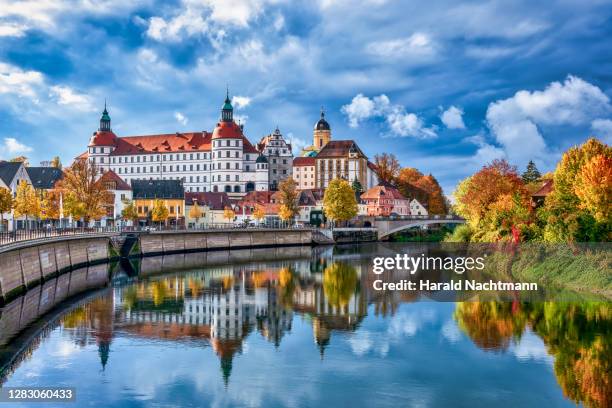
257 127 293 190
185 192 233 227
84 94 267 198
98 170 132 226
0 161 32 231
531 179 553 208
26 166 64 193
409 199 428 216
132 179 185 226
293 157 316 189
361 184 411 217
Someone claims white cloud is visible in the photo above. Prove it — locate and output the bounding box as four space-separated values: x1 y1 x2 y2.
0 62 44 100
49 85 95 111
366 32 436 59
0 22 27 37
0 137 32 158
146 10 208 42
286 132 307 153
232 95 251 110
591 118 612 143
273 13 285 31
174 111 188 125
486 75 612 166
341 93 436 138
440 105 466 129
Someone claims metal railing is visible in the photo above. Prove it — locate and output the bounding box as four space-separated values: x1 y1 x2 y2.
0 223 311 247
373 214 464 221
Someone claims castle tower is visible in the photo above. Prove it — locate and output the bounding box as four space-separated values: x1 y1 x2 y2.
255 154 269 191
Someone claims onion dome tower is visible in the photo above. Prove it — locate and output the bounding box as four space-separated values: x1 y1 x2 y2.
313 107 331 150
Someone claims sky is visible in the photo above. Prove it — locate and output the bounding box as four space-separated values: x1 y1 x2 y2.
0 0 611 195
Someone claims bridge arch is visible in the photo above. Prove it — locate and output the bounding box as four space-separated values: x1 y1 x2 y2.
374 218 465 239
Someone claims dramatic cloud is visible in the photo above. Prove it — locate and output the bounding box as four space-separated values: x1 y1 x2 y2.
366 32 436 60
440 106 466 129
591 119 612 143
342 93 436 138
232 96 251 110
49 86 95 111
486 75 612 166
0 22 27 37
0 62 44 100
174 111 188 125
0 137 32 159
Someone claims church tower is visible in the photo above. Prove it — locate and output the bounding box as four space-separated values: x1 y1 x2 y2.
313 108 331 150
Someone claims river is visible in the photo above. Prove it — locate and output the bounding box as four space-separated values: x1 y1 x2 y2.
0 243 609 407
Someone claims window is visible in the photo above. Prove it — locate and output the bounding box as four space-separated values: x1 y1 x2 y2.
226 175 230 181
235 151 239 158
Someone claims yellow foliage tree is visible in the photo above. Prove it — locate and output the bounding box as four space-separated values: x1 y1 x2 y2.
277 178 299 222
121 200 138 224
13 180 40 225
151 200 169 225
0 187 12 228
40 190 61 221
223 206 235 222
323 262 358 308
574 154 611 222
58 159 110 222
63 191 87 221
323 178 358 225
253 204 266 223
189 202 204 222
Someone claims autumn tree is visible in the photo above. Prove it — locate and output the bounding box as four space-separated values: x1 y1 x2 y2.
58 159 111 222
151 200 169 226
50 156 63 169
414 174 447 215
521 160 541 183
40 190 61 221
189 202 204 223
253 204 266 223
277 177 299 223
10 156 29 166
323 262 358 308
0 187 13 229
543 137 611 242
574 154 611 223
121 200 138 224
323 178 358 226
223 206 235 223
13 180 40 227
373 153 400 184
397 167 423 186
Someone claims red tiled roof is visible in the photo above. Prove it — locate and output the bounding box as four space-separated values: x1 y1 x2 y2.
89 130 118 146
293 157 315 166
361 184 407 200
98 170 131 190
110 132 212 155
532 179 554 197
238 191 275 205
212 121 243 139
185 192 231 210
316 140 365 159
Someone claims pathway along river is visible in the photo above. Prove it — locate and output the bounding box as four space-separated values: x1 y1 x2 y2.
0 243 609 408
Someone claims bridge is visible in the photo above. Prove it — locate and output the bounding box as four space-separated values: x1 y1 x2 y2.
372 215 465 239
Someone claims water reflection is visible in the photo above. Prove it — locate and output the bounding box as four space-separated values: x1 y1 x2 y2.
0 244 609 408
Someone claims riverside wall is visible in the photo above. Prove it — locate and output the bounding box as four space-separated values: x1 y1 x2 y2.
0 229 313 303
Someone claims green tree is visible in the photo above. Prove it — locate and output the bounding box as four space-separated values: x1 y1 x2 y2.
323 178 358 226
521 160 542 183
0 187 12 229
351 179 364 195
151 200 169 226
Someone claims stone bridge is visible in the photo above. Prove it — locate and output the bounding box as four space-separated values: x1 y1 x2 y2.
372 215 465 239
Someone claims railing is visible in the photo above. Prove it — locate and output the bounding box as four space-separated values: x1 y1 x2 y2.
0 224 311 247
373 215 464 221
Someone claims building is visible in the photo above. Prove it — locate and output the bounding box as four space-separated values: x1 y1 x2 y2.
257 127 293 190
409 199 428 216
132 179 185 226
316 140 372 190
185 191 233 227
98 170 132 226
531 179 554 208
296 188 325 225
293 157 316 190
360 184 411 217
84 94 267 198
26 166 64 193
0 161 32 231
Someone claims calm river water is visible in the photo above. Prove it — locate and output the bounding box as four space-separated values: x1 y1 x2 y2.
0 243 609 408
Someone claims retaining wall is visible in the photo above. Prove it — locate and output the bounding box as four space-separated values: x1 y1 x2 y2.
0 236 110 303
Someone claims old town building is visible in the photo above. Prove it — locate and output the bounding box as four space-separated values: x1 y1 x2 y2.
361 184 411 217
293 157 316 190
132 179 185 226
257 127 293 190
85 94 267 199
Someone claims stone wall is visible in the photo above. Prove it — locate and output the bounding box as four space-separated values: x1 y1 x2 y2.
139 229 312 257
0 237 110 303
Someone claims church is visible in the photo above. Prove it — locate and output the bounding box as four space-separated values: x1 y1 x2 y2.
84 93 269 198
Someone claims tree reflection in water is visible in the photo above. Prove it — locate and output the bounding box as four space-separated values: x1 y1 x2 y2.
455 301 611 408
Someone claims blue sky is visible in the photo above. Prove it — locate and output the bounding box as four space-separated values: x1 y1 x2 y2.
0 0 611 194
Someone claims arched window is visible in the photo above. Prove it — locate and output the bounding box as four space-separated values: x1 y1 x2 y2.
246 182 255 192
225 185 232 193
213 185 218 192
234 185 240 193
